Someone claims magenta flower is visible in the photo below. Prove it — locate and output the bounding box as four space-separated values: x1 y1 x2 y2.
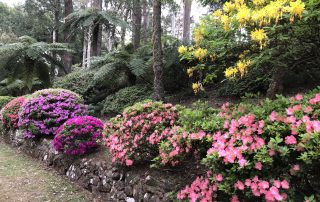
53 116 103 155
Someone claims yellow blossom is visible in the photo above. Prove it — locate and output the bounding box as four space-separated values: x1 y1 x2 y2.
236 59 251 77
221 15 231 31
253 0 265 6
225 67 238 78
251 28 267 49
213 9 223 18
178 45 187 54
236 6 251 26
194 28 203 45
289 0 305 19
192 82 202 93
194 48 207 61
223 2 236 13
235 0 245 8
187 68 194 77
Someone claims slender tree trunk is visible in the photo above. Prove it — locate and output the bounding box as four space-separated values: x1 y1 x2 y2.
132 0 142 50
82 29 88 69
87 26 93 69
183 0 192 44
152 0 164 100
91 0 102 56
52 0 61 78
63 0 73 73
142 0 149 45
121 8 130 47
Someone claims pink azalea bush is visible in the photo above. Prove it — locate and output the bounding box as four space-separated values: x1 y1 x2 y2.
53 116 103 155
104 100 179 166
0 97 26 130
175 89 320 201
18 89 88 138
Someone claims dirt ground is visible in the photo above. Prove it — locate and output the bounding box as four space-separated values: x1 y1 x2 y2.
0 141 93 202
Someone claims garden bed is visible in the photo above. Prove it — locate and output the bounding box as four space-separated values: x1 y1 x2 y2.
0 129 201 202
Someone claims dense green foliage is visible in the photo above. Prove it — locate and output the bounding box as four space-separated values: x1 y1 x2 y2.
101 85 152 116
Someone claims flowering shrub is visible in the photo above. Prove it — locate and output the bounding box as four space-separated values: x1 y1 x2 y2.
53 116 103 155
104 100 179 166
19 89 88 138
0 96 14 109
175 88 320 201
0 97 26 130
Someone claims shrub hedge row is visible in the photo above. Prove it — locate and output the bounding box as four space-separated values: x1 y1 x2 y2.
0 87 319 201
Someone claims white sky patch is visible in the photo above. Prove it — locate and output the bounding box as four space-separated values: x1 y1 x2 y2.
0 0 25 7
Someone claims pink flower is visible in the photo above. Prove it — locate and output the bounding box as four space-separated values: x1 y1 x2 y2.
258 181 269 189
125 159 133 166
255 162 263 170
273 180 281 188
295 94 303 101
269 111 277 122
281 180 289 189
231 195 240 202
285 135 297 145
215 174 223 182
234 180 245 190
304 106 313 113
238 158 247 167
293 164 300 171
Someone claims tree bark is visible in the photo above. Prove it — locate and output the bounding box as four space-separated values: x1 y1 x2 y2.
152 0 164 100
82 29 87 69
266 67 285 99
63 0 73 73
52 0 61 78
142 0 149 45
91 0 102 56
120 8 130 47
87 26 93 69
183 0 192 44
132 0 142 50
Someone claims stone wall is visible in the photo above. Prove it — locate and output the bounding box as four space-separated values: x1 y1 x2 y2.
0 130 199 202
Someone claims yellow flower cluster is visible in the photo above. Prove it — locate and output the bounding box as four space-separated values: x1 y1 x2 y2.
192 82 202 93
194 28 203 45
178 45 187 54
187 68 193 77
194 48 207 61
225 59 251 78
212 0 306 42
251 28 267 49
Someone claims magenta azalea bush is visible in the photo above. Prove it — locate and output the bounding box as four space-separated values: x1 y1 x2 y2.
0 97 26 130
53 116 103 155
18 89 88 138
104 100 179 166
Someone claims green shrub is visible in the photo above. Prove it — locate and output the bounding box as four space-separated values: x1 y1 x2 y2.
54 68 135 105
53 70 95 98
101 85 152 116
0 96 14 109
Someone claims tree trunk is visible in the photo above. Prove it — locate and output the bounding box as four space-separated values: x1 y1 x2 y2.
132 0 142 50
183 0 192 44
87 26 93 69
142 0 149 45
82 30 87 69
266 67 285 99
91 0 102 56
152 0 164 101
120 8 130 47
63 0 73 73
52 0 61 78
